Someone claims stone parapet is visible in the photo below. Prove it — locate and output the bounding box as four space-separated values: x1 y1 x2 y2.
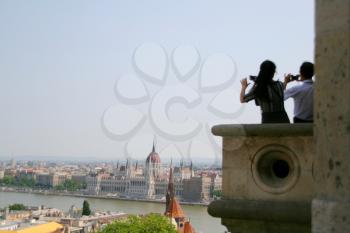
212 123 313 137
208 199 310 223
208 123 313 233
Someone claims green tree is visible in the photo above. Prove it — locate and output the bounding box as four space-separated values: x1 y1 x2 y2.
99 214 177 233
1 176 15 186
18 177 35 187
64 180 82 191
212 189 222 198
1 176 35 188
54 184 65 191
54 180 84 191
82 200 91 216
9 203 26 211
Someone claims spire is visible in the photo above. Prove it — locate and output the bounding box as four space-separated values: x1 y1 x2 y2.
169 162 174 198
190 160 193 178
165 162 175 214
184 221 196 233
152 135 156 153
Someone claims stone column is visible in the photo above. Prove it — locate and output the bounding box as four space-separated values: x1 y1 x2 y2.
313 1 350 232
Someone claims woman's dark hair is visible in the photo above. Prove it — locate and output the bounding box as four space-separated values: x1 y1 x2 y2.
255 60 276 101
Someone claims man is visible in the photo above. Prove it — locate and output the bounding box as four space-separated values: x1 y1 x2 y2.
284 62 314 123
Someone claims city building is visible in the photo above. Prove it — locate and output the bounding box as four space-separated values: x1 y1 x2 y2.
0 221 64 233
3 208 31 222
0 203 127 233
60 211 127 233
183 176 211 202
35 173 66 188
86 142 202 201
70 174 86 185
0 144 221 203
164 164 195 233
16 170 35 181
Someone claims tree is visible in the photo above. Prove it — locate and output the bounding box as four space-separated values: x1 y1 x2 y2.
0 176 35 188
54 180 84 191
99 214 177 233
9 203 26 211
1 176 15 186
212 189 222 198
54 184 65 191
18 177 35 187
82 200 91 216
64 180 82 191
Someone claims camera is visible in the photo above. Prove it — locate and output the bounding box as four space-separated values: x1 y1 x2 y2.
249 75 257 82
290 74 300 81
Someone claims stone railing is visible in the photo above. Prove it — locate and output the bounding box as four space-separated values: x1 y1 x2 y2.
208 123 313 233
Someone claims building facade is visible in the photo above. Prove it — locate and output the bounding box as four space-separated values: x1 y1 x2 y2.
85 143 214 202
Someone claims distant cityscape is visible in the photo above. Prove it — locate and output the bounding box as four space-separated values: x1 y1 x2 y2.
0 142 222 204
0 142 222 233
0 161 201 233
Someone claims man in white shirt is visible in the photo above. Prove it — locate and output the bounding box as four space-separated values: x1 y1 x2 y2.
284 62 314 123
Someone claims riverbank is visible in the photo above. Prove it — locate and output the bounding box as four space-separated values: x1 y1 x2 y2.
0 187 209 207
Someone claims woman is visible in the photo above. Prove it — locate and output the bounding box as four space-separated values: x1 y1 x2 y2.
240 60 290 123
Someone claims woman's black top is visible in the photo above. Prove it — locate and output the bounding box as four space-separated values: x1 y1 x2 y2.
243 81 290 123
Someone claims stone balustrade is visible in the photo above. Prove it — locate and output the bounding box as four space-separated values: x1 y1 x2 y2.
208 123 313 233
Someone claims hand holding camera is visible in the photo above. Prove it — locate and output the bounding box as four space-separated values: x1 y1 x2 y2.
240 78 250 89
284 73 300 83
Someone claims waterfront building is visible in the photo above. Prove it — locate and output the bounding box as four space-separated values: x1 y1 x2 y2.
4 169 16 177
183 176 211 202
16 169 35 181
85 142 199 201
209 173 222 197
70 174 86 185
35 173 67 188
35 173 52 187
0 146 221 203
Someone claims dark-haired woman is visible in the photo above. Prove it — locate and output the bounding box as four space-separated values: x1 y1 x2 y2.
240 60 290 123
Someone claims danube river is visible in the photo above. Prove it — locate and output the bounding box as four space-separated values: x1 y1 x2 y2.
0 192 226 233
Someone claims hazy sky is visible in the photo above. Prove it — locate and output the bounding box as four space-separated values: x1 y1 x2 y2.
0 0 314 163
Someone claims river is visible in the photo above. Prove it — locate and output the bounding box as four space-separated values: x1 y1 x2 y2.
0 192 227 233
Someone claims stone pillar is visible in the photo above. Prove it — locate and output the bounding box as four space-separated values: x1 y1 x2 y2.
313 1 350 233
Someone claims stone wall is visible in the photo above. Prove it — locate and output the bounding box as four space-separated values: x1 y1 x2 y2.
313 0 350 232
